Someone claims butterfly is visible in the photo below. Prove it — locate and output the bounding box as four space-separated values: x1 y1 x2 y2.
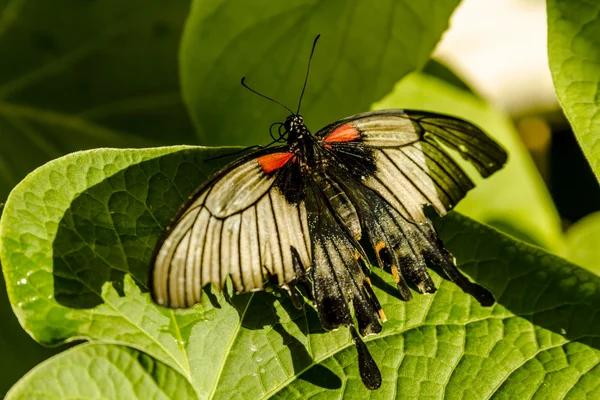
150 35 507 390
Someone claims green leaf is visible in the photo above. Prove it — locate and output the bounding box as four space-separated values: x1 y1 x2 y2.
3 147 600 398
374 71 564 251
422 59 476 95
565 211 600 275
180 0 460 147
0 0 195 200
548 0 600 182
5 343 196 400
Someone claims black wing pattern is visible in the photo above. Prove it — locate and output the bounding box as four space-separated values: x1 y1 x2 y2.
315 109 506 305
150 148 311 308
303 177 384 389
318 109 506 222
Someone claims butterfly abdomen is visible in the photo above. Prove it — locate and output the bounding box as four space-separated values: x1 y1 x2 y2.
313 173 362 240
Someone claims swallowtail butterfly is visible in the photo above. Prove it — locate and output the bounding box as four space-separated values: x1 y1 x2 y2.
150 36 507 390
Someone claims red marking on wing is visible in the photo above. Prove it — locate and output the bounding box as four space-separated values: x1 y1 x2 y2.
257 152 294 173
324 124 361 143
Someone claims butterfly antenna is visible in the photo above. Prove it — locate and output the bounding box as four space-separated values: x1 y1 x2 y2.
205 144 262 162
205 135 284 162
241 77 294 114
296 34 321 114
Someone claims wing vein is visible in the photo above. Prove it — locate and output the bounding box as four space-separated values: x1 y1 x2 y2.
380 150 439 209
268 192 286 282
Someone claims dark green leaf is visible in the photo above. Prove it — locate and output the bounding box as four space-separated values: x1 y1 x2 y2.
0 0 195 200
180 0 460 146
0 1 195 392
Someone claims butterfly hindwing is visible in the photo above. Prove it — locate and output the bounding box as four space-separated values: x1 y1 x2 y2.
335 169 494 305
150 147 311 308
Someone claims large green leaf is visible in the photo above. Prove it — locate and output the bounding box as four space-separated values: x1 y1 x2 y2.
548 0 600 182
2 147 600 398
5 343 196 400
374 71 563 251
0 0 194 200
180 0 460 147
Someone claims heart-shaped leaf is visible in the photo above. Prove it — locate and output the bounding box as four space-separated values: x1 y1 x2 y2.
2 147 600 398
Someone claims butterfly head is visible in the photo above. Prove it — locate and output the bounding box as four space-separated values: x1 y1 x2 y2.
284 115 306 133
284 114 309 143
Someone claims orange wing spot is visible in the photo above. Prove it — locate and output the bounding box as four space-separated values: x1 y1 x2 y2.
378 309 388 322
324 124 360 143
391 267 401 284
257 152 294 173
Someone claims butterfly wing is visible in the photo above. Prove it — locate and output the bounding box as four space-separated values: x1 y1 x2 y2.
315 110 507 304
317 109 507 222
150 147 311 308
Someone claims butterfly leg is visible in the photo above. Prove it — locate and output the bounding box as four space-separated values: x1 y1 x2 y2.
282 246 312 309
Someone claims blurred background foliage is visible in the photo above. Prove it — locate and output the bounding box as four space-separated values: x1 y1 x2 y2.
0 0 598 396
0 0 194 394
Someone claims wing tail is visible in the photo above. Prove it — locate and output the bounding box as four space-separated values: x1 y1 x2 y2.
307 184 383 335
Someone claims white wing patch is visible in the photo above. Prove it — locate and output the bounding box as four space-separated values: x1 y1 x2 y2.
364 142 476 223
352 115 420 147
152 159 311 308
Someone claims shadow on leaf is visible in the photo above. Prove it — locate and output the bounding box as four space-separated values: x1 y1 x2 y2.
233 290 341 390
52 149 222 308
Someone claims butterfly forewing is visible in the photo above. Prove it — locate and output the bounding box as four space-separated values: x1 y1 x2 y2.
151 148 311 308
317 110 507 219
